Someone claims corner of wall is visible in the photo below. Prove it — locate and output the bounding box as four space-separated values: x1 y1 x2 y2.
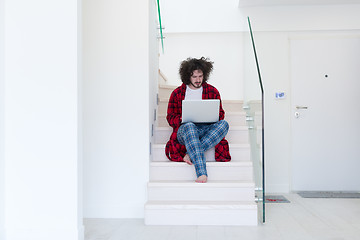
149 0 159 165
0 0 5 237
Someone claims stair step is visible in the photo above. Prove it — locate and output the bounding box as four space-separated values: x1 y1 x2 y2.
147 180 255 201
149 161 253 181
248 126 263 146
158 99 244 115
152 144 250 162
154 126 249 144
158 84 177 99
144 201 258 226
157 111 247 127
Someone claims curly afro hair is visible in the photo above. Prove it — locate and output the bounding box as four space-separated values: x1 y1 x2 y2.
179 57 214 85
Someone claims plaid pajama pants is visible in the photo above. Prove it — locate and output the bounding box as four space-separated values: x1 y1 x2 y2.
177 120 229 177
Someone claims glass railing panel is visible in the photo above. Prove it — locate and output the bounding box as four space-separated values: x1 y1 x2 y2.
243 17 265 223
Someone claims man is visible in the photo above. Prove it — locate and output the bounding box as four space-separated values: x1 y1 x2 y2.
165 57 231 183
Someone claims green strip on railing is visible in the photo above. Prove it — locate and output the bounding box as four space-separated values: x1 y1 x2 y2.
247 17 263 94
157 0 164 53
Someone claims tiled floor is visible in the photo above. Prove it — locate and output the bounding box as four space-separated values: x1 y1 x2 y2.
84 193 360 240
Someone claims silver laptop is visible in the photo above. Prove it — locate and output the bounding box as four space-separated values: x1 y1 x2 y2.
181 99 220 123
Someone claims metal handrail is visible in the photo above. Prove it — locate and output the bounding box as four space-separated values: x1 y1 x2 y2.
158 69 168 83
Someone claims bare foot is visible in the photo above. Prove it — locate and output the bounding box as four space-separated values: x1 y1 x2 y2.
195 175 207 183
183 154 192 165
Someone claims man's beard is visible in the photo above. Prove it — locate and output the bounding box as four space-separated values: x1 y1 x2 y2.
190 82 202 89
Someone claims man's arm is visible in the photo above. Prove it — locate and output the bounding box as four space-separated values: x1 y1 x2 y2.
219 98 225 121
213 86 225 120
204 83 225 121
166 89 182 128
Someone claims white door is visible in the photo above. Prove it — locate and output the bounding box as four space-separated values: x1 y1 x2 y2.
291 37 360 191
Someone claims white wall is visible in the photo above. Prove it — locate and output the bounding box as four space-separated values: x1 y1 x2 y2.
250 32 292 192
83 0 154 218
77 0 84 233
162 0 243 33
159 33 244 100
0 0 5 238
3 0 82 239
161 1 360 33
149 0 159 161
241 4 360 32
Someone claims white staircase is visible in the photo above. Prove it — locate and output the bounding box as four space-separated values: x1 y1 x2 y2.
145 84 258 226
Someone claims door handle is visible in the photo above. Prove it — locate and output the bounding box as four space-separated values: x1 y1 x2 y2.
296 106 308 110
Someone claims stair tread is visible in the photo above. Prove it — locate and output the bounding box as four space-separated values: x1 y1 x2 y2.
152 143 250 148
155 126 248 130
158 111 246 116
159 84 178 89
148 180 255 188
145 201 257 210
159 98 243 103
150 161 252 167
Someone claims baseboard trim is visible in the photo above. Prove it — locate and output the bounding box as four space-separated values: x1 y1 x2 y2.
266 184 290 193
84 204 144 218
78 224 85 240
5 227 83 240
0 226 4 240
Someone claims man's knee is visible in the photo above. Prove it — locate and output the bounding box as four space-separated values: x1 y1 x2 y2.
180 122 196 131
178 122 196 142
219 120 229 132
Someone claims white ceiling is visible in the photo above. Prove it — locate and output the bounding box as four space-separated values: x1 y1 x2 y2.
239 0 360 7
